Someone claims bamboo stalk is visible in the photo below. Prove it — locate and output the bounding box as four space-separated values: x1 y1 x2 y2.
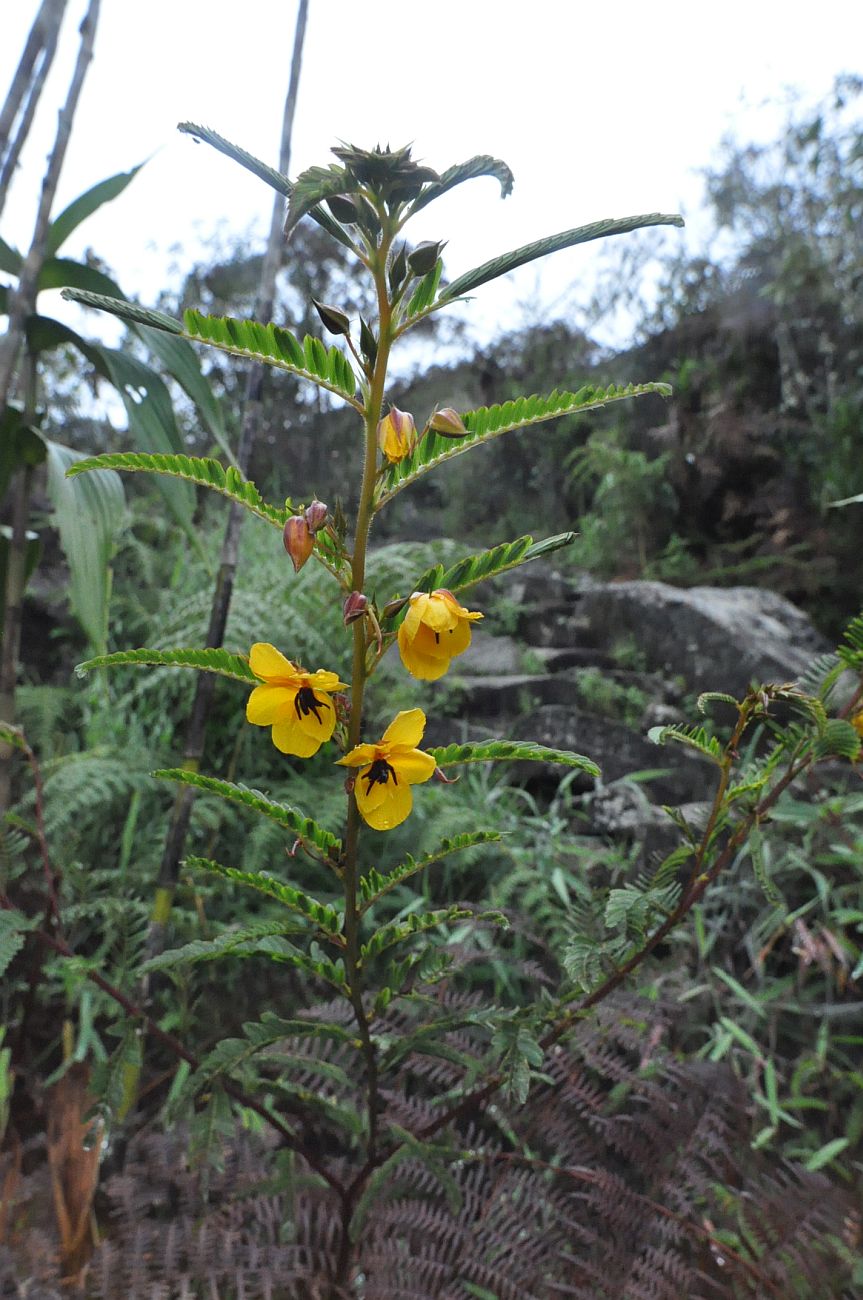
0 0 69 218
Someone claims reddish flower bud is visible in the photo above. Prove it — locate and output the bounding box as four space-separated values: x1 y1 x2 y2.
303 499 328 533
428 406 467 438
343 591 369 626
283 515 315 573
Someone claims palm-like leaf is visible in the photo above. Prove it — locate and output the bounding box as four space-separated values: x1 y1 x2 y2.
44 163 145 258
377 382 671 505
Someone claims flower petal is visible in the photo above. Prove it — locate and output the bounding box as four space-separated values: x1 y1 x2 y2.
382 708 427 749
270 715 324 757
392 749 436 784
306 669 347 692
249 642 297 682
296 694 337 742
336 743 379 769
246 683 296 725
398 623 452 680
402 594 430 640
358 777 413 831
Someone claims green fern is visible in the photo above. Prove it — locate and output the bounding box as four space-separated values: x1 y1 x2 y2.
67 451 287 526
407 533 576 601
439 212 684 302
376 383 672 505
75 647 257 684
429 739 600 777
186 856 343 936
182 310 359 406
154 769 342 861
359 831 501 910
407 155 514 215
648 723 724 764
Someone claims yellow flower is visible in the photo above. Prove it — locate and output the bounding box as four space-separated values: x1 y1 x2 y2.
852 709 863 740
246 643 346 757
336 709 436 830
397 588 483 681
377 406 417 464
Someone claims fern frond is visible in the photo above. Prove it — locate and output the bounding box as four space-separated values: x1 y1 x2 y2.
154 768 342 861
67 452 287 527
60 286 182 333
186 856 343 936
648 722 724 764
439 211 684 301
408 155 514 215
183 310 359 407
409 532 577 599
429 739 600 776
359 831 501 911
75 647 256 683
377 383 671 505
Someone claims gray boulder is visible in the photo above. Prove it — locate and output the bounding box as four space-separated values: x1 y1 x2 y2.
572 581 828 697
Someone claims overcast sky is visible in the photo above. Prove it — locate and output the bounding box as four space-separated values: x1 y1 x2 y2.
2 0 861 349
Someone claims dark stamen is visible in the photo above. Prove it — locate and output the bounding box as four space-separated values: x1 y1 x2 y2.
294 686 330 724
363 758 397 795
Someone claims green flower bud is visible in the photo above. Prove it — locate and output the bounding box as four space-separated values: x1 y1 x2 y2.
359 318 378 369
408 240 446 277
312 299 351 337
327 194 359 224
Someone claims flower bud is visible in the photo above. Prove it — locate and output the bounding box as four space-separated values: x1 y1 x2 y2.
377 407 417 464
312 299 351 337
343 591 368 626
283 515 314 573
388 243 408 295
303 499 328 533
408 240 446 277
327 194 360 224
359 317 378 369
428 406 467 438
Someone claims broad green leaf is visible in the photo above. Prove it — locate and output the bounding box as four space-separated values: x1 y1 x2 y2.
39 257 125 299
139 923 304 972
26 316 195 536
177 122 355 251
359 831 501 910
154 768 342 860
44 442 125 654
429 739 600 776
44 163 145 257
360 906 473 964
408 155 514 215
182 310 359 406
66 451 286 527
59 286 183 333
75 646 257 683
377 383 671 505
411 532 576 599
187 856 343 936
440 212 684 302
0 236 22 276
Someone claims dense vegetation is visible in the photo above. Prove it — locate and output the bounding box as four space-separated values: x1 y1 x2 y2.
2 69 862 1298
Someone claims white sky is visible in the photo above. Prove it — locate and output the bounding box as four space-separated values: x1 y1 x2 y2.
2 0 861 349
